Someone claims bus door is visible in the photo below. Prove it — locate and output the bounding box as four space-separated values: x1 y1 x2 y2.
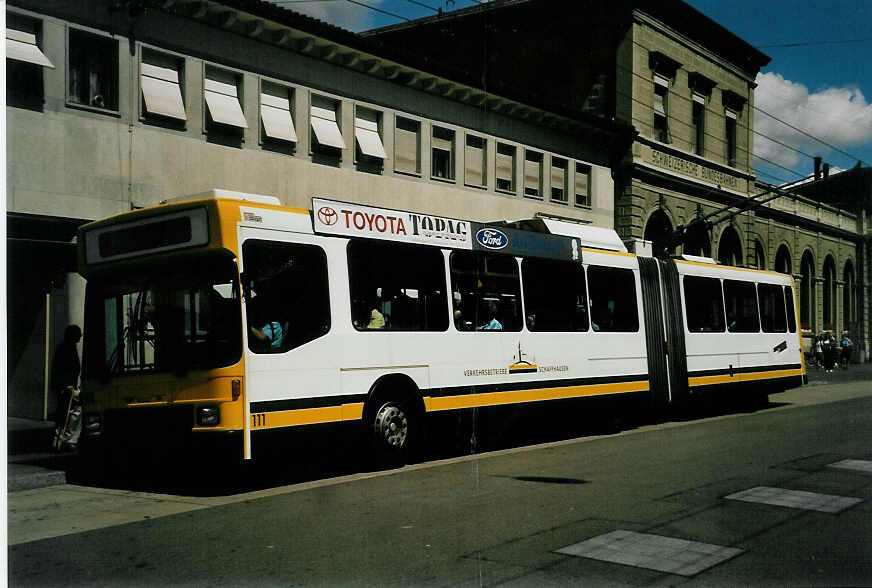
238 229 333 458
659 260 690 408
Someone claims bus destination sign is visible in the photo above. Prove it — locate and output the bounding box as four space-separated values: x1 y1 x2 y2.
312 198 473 249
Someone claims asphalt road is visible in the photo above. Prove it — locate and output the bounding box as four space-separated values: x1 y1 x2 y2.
9 379 872 586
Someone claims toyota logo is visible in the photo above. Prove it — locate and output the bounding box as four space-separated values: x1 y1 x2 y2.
317 206 338 226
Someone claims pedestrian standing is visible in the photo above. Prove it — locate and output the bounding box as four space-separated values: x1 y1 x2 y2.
51 324 82 451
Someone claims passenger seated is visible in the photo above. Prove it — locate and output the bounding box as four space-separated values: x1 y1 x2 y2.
477 301 503 331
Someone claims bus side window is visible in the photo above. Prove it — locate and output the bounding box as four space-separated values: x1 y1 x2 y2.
347 239 448 332
683 276 725 333
522 258 588 332
759 283 787 333
449 251 522 332
241 239 330 353
783 285 797 333
586 266 638 332
724 279 760 333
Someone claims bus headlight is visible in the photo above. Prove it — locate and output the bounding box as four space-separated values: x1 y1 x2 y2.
83 413 102 433
197 406 220 427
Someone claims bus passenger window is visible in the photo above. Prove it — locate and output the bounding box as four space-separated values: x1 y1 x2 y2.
450 251 522 332
723 280 760 333
759 283 787 333
783 286 797 333
683 276 725 332
522 258 588 332
587 266 638 332
347 240 448 331
242 240 330 353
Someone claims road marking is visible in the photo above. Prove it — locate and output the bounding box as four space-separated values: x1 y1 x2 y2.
555 530 743 577
725 486 863 513
827 459 872 474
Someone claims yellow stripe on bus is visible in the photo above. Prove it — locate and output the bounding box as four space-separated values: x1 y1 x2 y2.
424 380 650 412
688 368 804 388
250 403 364 430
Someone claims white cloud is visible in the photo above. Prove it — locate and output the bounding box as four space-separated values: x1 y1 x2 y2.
276 0 385 32
754 72 872 170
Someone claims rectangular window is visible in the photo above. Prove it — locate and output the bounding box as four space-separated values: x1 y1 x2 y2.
204 68 246 147
395 116 420 174
141 50 186 124
242 240 330 353
310 95 345 154
725 109 737 166
550 157 568 203
724 280 759 332
575 163 591 207
759 283 787 333
260 82 296 143
588 266 638 332
522 258 588 332
496 143 516 192
354 107 386 160
464 134 486 187
524 150 543 198
431 126 455 180
68 29 118 111
683 276 725 332
348 240 448 331
450 251 522 332
653 75 669 143
6 17 53 110
784 286 797 333
692 95 705 155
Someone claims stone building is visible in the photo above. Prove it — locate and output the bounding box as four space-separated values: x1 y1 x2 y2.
5 0 634 418
368 0 869 356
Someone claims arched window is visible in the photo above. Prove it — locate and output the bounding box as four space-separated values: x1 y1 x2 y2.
683 223 711 257
775 244 792 275
754 240 766 270
644 210 672 258
717 226 742 266
799 250 815 330
843 261 856 330
822 256 836 332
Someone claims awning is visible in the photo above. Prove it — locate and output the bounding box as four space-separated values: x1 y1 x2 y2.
261 93 297 142
354 117 386 159
311 105 345 149
204 78 248 128
6 28 54 68
141 62 187 121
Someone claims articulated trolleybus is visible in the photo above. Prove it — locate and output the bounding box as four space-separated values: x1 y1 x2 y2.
77 190 806 462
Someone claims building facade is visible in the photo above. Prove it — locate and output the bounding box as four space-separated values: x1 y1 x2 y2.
5 0 633 418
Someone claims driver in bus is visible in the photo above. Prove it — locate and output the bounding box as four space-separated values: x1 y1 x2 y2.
247 290 285 351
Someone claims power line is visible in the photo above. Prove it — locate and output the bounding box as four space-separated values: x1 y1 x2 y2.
402 0 441 12
756 37 872 49
344 0 410 21
753 105 865 164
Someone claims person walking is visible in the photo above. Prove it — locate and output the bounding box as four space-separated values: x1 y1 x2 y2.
51 324 82 451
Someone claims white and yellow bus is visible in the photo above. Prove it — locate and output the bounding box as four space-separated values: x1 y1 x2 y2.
77 190 806 463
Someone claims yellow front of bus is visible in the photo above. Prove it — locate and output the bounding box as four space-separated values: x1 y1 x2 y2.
77 199 247 462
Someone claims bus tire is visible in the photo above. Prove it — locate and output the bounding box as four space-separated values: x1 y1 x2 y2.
368 394 420 466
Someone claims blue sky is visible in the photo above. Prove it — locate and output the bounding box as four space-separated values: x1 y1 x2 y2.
275 0 872 184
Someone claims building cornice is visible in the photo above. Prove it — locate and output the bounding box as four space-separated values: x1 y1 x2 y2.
632 10 760 86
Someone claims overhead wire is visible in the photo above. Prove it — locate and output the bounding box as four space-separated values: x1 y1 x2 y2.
272 1 862 176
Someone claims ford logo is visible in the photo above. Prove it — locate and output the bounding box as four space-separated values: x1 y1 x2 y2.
475 228 509 250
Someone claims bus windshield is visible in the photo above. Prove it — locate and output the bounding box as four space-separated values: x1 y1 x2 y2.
84 257 242 377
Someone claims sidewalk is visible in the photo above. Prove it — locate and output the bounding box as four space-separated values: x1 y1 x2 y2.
7 417 73 492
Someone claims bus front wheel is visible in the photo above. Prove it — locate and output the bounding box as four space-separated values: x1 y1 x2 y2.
370 398 418 466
